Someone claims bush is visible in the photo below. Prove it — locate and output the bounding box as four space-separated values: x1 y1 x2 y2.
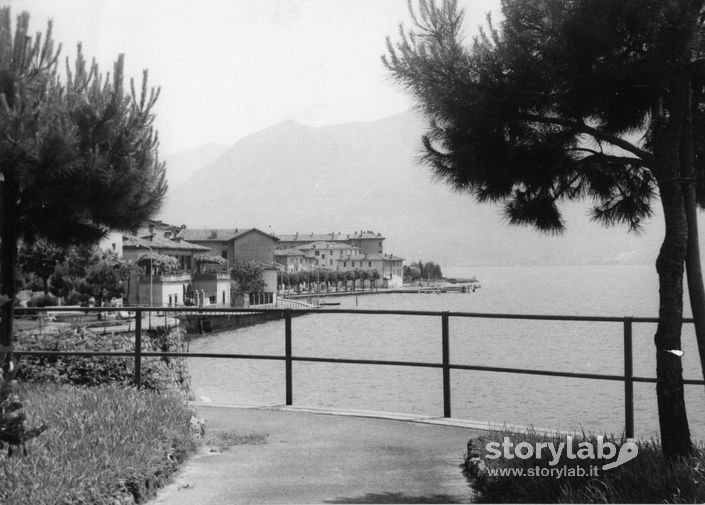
0 383 198 505
26 294 57 308
463 430 705 503
63 290 84 306
15 326 193 397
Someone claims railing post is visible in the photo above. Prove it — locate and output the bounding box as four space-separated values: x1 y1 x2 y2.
134 309 142 389
623 317 634 438
285 309 293 405
442 311 451 418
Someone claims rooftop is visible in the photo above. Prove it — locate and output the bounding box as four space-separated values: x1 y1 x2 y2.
178 228 278 242
123 234 210 252
340 253 405 261
274 248 307 256
277 231 385 242
295 241 362 251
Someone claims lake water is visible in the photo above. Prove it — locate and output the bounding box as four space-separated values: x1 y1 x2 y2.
187 264 705 440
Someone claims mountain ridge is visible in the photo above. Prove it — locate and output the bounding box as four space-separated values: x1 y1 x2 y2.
164 143 229 189
158 111 665 267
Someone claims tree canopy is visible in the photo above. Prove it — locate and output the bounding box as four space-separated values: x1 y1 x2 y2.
18 239 66 295
0 7 167 335
0 14 166 247
384 0 695 232
230 262 265 294
385 0 705 457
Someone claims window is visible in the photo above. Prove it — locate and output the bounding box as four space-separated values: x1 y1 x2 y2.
222 291 226 304
209 295 217 304
221 250 228 259
368 261 372 267
322 254 326 259
315 251 320 256
343 262 347 267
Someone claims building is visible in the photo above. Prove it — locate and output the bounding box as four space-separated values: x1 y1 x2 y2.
274 231 403 286
274 248 315 272
192 258 232 307
122 234 211 307
99 231 124 256
337 252 405 288
294 241 361 269
135 219 184 240
177 228 279 266
276 230 385 255
122 234 210 272
177 227 282 307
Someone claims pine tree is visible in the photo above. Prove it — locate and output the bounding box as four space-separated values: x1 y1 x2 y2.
0 9 166 453
385 0 705 457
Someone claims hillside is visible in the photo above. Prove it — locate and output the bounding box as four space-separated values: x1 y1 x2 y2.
158 111 666 267
163 143 229 188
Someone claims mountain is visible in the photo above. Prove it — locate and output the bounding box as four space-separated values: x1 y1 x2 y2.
163 143 229 189
158 111 666 267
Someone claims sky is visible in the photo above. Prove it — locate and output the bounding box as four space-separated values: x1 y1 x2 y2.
8 0 500 155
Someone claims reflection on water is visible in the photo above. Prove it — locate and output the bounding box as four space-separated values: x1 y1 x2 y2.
187 265 705 440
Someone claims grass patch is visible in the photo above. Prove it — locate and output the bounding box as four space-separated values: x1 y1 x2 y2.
0 383 198 505
463 430 705 503
205 429 268 452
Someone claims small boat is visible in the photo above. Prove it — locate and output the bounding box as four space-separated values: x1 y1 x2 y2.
320 301 341 306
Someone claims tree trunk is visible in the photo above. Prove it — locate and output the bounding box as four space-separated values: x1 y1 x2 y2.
680 81 705 389
655 181 692 457
646 75 693 458
0 171 18 372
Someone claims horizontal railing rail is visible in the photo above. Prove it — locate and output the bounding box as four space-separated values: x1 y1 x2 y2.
12 306 705 438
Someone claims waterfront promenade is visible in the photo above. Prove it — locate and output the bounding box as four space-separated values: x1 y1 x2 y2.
150 404 484 504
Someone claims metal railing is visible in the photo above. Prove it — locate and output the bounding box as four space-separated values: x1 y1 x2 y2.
12 306 705 438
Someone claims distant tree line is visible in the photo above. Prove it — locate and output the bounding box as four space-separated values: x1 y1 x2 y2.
403 261 443 283
277 268 381 293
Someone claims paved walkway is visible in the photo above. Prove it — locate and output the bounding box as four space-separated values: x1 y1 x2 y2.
150 405 487 504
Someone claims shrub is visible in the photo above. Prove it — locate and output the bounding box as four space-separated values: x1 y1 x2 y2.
463 430 705 503
15 326 193 397
26 294 57 308
0 383 198 505
63 290 84 306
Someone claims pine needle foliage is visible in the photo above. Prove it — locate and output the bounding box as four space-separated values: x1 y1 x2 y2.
382 0 701 233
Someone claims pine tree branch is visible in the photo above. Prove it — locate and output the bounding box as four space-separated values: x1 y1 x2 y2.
519 113 655 164
569 150 648 168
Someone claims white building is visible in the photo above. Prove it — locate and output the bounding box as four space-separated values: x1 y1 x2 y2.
295 241 362 269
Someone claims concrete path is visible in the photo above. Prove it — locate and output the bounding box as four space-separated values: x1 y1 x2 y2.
150 405 486 504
